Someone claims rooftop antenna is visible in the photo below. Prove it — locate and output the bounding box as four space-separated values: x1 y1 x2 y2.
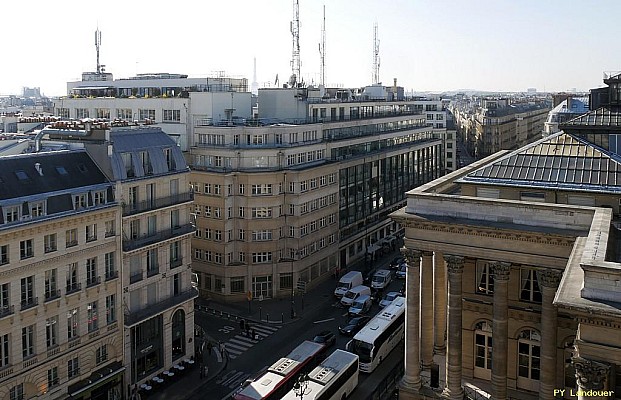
372 22 380 85
319 5 326 86
251 57 259 95
95 27 103 74
290 0 301 87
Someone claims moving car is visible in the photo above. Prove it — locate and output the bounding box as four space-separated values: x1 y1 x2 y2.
395 265 407 279
389 256 405 270
338 315 370 336
348 294 372 316
371 269 393 290
379 291 402 308
313 330 336 347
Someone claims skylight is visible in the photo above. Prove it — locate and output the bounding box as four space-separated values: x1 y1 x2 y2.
56 166 68 175
15 170 29 180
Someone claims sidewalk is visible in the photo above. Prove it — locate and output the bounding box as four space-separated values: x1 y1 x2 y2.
145 334 228 400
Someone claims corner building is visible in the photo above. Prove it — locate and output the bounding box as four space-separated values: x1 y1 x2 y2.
392 72 621 400
190 85 450 301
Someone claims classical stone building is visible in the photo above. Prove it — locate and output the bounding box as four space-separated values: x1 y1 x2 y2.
0 151 124 399
392 72 621 400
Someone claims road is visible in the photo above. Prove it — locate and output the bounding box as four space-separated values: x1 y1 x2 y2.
192 252 406 400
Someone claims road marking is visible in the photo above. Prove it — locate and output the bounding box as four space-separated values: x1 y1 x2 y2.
223 346 243 355
216 371 237 384
233 335 258 344
229 338 254 347
313 317 335 324
222 371 246 386
229 373 250 389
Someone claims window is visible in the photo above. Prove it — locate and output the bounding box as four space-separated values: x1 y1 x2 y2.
139 109 156 121
518 329 541 380
87 301 98 332
238 207 245 218
204 183 211 194
68 357 80 379
147 249 159 275
122 153 135 178
476 261 494 295
93 190 106 205
66 229 78 247
141 151 153 175
20 276 35 308
147 215 157 235
239 184 245 194
251 207 272 219
520 268 542 303
96 344 108 364
105 252 116 280
0 333 9 368
20 239 33 260
66 263 79 292
310 178 317 189
4 205 20 223
56 108 69 118
105 220 115 237
0 283 9 313
86 223 97 242
474 321 493 374
300 181 308 192
252 252 272 264
86 257 98 286
44 233 57 253
170 241 181 264
252 230 272 241
238 230 245 241
215 230 222 242
280 273 293 290
45 269 58 300
22 325 35 358
67 308 79 340
106 294 116 324
130 219 140 239
251 184 273 195
48 366 59 388
215 207 221 218
95 108 110 119
230 277 245 293
164 148 176 171
0 245 7 265
163 109 181 122
73 193 87 209
76 108 89 119
29 201 45 217
214 184 222 195
46 316 58 348
117 108 132 121
205 206 212 217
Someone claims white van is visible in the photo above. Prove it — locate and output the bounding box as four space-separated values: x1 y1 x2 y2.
341 285 372 307
371 269 393 290
334 271 363 298
349 294 372 316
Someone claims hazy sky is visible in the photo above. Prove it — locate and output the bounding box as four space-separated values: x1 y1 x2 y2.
2 0 620 96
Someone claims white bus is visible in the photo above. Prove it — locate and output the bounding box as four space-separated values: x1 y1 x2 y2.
281 349 359 400
346 297 405 373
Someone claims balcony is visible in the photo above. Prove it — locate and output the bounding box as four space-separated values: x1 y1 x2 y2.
0 305 15 319
44 289 61 302
170 257 183 269
124 288 198 327
123 223 194 252
86 276 102 288
122 191 194 216
21 297 39 311
105 270 119 281
66 283 82 295
130 271 143 284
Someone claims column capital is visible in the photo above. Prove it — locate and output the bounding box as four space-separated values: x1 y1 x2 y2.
573 357 610 391
537 269 562 289
443 255 464 275
401 247 422 263
490 261 511 282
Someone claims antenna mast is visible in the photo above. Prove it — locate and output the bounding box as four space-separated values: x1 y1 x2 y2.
95 27 102 74
290 0 301 87
319 5 326 86
372 22 380 85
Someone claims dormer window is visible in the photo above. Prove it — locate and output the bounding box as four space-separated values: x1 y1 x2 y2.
30 201 46 217
121 153 134 178
73 194 87 210
93 191 106 206
141 151 153 175
4 205 20 223
164 148 176 171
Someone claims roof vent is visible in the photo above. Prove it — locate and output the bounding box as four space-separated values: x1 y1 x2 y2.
34 163 43 176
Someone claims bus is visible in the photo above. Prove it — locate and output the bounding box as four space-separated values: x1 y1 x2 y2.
281 349 359 400
233 340 326 400
346 296 405 373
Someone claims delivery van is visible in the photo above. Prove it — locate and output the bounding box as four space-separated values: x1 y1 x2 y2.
334 271 363 298
341 285 372 307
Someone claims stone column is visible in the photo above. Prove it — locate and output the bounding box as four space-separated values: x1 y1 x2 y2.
434 253 447 355
537 269 562 400
399 247 422 399
420 251 434 369
573 357 611 400
490 262 511 400
443 255 464 400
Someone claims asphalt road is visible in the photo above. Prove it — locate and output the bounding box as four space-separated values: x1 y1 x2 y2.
192 254 406 400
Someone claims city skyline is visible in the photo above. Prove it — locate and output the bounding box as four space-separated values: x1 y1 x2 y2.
2 0 621 97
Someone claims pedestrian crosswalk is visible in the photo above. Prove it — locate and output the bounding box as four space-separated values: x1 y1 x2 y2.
223 323 281 359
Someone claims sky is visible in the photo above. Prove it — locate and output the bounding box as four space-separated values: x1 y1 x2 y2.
2 0 621 96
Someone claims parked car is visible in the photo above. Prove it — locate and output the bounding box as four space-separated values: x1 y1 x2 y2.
339 315 370 336
371 269 393 290
313 330 336 347
396 265 407 279
379 291 402 308
389 256 405 270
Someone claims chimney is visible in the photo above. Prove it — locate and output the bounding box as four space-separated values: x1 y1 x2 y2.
34 163 43 176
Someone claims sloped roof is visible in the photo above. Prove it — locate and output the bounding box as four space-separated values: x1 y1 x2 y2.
561 107 621 129
459 131 621 193
0 150 109 200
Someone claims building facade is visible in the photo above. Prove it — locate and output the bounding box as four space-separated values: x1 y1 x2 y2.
392 73 621 400
0 151 124 400
190 86 451 301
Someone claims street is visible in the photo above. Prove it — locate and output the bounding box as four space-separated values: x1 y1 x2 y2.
192 251 406 400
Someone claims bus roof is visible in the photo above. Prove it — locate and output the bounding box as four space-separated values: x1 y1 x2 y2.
352 297 405 344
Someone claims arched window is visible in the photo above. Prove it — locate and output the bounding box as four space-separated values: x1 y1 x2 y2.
474 321 492 380
171 309 186 360
518 329 540 380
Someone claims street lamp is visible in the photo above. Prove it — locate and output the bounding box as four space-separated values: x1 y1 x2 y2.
292 373 309 399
